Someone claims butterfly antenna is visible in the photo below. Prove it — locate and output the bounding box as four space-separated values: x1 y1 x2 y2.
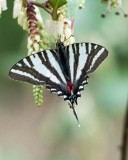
63 35 74 43
72 107 80 127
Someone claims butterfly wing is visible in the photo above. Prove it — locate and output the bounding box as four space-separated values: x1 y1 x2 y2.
9 42 108 102
9 49 68 97
65 43 108 96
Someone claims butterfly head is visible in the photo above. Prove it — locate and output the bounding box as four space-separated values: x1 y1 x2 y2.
56 39 65 50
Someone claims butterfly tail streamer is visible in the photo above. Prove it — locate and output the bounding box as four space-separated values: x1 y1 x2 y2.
72 107 80 127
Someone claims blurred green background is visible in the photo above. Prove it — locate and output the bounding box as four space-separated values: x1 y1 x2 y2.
0 1 128 160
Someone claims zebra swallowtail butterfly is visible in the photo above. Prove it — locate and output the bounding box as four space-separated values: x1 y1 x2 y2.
9 40 108 125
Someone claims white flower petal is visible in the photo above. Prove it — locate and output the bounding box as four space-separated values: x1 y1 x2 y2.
13 0 22 18
35 35 41 42
45 19 64 39
22 18 28 30
0 5 2 15
33 43 40 52
17 10 24 25
0 0 7 11
65 28 72 39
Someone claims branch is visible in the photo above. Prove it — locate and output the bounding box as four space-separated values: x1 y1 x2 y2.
52 0 60 20
29 1 52 16
120 98 128 160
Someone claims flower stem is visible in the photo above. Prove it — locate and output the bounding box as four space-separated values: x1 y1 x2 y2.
52 0 60 20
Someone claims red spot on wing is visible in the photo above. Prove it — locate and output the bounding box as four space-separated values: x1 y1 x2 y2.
67 81 74 92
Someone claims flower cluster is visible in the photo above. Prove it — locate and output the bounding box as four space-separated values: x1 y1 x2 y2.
26 3 49 54
0 0 7 15
45 13 75 47
79 0 85 9
101 0 128 17
26 2 50 106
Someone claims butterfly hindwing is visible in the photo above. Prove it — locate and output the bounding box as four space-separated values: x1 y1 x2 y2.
66 42 108 96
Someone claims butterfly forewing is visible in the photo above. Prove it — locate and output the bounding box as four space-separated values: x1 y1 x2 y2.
9 49 68 95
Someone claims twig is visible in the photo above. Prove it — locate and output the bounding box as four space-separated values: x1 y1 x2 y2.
52 0 59 20
120 98 128 160
28 1 52 16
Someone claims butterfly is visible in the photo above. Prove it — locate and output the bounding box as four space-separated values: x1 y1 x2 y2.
9 40 108 125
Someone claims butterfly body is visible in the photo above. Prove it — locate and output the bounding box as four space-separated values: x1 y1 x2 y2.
9 40 108 121
54 40 79 107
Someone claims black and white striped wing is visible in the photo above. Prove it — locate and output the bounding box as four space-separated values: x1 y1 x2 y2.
9 50 68 96
66 43 108 94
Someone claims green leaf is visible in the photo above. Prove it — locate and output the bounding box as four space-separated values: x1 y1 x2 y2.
50 0 67 9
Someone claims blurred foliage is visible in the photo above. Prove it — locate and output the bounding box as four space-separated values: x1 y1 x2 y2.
0 1 128 160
